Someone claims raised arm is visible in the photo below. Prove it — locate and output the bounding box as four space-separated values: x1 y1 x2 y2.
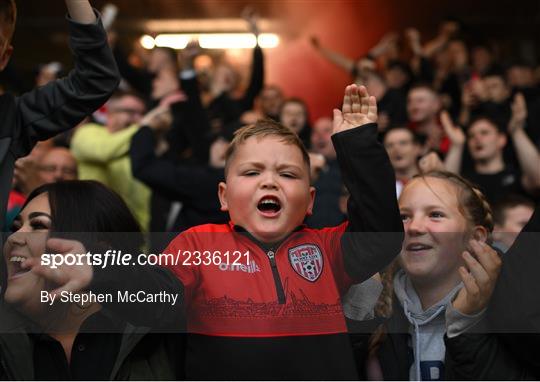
130 125 224 202
65 0 96 24
441 110 465 174
14 1 119 157
332 85 404 282
508 93 540 191
238 8 264 111
310 36 356 74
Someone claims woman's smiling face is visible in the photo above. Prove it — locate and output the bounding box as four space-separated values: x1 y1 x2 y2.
4 193 51 314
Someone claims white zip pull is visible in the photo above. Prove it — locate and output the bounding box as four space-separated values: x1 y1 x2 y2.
267 250 276 266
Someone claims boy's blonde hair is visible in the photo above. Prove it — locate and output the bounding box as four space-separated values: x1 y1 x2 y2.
0 0 16 42
224 119 311 179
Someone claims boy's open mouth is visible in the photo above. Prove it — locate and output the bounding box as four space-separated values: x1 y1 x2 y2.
8 255 31 279
257 196 282 215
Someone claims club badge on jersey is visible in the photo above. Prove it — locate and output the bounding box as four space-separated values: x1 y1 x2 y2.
288 244 324 282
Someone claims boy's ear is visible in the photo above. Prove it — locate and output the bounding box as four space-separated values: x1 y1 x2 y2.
218 181 229 212
472 225 488 243
0 45 13 71
305 186 316 216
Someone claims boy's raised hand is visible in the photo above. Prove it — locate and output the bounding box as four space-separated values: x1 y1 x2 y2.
333 84 377 134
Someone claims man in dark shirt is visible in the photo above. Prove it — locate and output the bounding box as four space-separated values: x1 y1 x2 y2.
462 111 540 204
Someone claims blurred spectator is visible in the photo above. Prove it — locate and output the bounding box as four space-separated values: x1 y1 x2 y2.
114 45 178 100
383 127 423 197
71 91 151 230
280 98 311 148
259 85 284 121
363 71 407 132
460 97 540 204
492 194 535 251
407 85 447 153
470 43 496 76
507 60 537 91
39 147 78 183
306 117 344 228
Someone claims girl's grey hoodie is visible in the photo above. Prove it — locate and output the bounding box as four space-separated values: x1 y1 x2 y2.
393 270 461 381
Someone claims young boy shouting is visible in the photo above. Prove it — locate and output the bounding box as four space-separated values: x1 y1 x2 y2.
0 0 119 231
164 84 403 379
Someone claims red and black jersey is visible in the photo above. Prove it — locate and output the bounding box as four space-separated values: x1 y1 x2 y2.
165 221 355 337
163 123 404 380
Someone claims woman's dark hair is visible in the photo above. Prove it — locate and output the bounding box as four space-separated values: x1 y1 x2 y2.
22 180 144 254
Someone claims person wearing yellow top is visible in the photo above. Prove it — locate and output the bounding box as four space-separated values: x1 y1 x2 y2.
71 91 151 231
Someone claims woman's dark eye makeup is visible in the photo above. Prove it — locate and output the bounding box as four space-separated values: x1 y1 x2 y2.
30 219 50 230
10 212 51 232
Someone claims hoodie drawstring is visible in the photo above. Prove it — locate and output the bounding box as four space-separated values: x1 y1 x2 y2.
403 299 446 381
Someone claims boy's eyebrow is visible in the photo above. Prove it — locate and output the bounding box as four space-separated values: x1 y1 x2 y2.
238 161 305 172
276 163 304 172
238 161 265 169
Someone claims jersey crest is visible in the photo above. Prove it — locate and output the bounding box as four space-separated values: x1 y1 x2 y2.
288 244 324 282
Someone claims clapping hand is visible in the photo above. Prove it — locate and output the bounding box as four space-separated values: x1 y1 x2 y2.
452 240 502 315
508 93 527 134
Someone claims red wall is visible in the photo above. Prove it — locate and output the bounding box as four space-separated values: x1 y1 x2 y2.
263 1 396 122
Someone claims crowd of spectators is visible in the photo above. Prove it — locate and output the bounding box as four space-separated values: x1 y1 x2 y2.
1 3 540 379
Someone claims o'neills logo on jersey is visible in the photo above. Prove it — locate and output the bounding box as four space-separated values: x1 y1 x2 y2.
218 260 261 273
288 244 324 282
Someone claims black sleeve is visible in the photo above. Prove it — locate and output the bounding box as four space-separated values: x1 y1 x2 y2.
414 56 435 85
238 46 264 112
90 262 185 330
175 75 214 163
444 332 535 380
332 123 404 282
487 204 540 374
130 126 224 202
13 11 120 157
113 45 153 97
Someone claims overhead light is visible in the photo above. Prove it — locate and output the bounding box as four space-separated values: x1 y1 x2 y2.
140 33 280 50
257 34 279 48
199 33 256 49
155 34 191 49
140 35 155 50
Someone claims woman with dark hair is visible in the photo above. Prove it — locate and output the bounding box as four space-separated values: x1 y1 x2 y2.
0 180 183 380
